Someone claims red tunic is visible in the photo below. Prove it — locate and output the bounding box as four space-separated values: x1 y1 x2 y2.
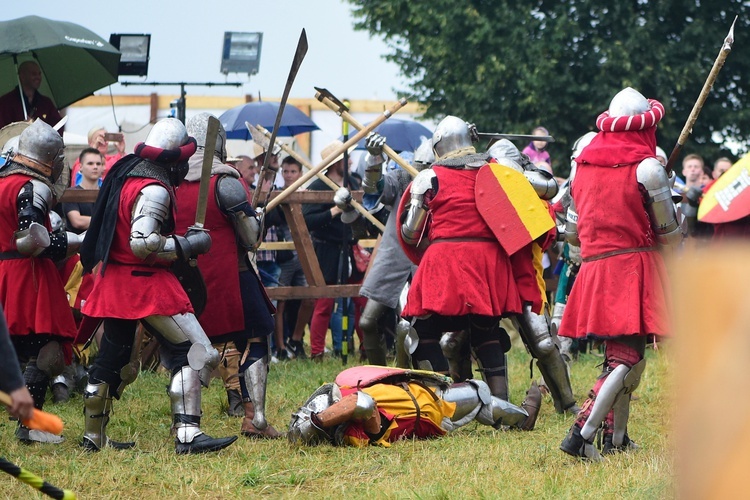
402 166 522 317
0 174 76 339
174 175 244 337
82 177 193 319
559 132 670 339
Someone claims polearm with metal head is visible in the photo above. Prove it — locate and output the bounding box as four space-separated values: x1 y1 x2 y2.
249 124 385 231
265 97 409 212
665 16 737 175
251 29 308 210
315 87 420 178
339 99 352 365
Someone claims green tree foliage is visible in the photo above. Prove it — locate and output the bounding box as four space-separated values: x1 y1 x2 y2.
347 0 750 176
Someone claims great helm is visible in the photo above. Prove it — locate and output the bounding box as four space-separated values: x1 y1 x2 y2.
432 116 472 160
145 118 189 152
14 119 65 182
186 112 227 162
607 87 650 117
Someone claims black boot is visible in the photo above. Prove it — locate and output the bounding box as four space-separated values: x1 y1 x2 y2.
560 425 602 461
175 433 238 455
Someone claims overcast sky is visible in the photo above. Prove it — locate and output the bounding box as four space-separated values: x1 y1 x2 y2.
5 1 407 101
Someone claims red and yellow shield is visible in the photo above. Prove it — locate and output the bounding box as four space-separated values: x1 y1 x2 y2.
475 163 555 255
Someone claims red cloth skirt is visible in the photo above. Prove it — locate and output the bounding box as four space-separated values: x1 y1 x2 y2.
558 251 670 339
402 240 521 317
82 262 193 319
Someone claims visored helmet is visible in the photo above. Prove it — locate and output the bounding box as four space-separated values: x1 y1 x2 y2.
186 112 227 162
15 119 64 182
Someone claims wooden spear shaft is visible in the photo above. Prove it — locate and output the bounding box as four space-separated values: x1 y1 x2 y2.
315 92 419 178
254 124 385 232
265 98 408 212
665 16 736 174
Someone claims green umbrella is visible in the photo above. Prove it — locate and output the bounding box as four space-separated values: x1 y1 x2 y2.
0 15 120 113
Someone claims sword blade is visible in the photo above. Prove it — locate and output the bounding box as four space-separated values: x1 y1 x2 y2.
478 132 555 143
251 28 308 209
194 115 219 228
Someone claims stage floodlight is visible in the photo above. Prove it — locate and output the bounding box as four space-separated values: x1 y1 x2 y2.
110 33 151 77
221 32 263 76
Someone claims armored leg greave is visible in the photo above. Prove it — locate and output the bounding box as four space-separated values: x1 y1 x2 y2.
515 306 577 413
242 355 270 431
82 381 135 451
439 380 527 430
169 366 238 454
170 366 205 444
360 300 389 366
550 302 573 364
579 358 646 443
395 319 412 368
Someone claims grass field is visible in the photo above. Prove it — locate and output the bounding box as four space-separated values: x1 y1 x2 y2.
0 341 673 499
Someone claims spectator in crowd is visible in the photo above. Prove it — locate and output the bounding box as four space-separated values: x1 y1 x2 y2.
232 154 258 190
712 156 732 180
302 141 361 361
266 156 314 360
681 153 705 190
70 127 126 186
63 148 103 234
0 61 63 130
522 126 552 170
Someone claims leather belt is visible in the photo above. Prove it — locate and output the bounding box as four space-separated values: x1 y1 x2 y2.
0 251 26 260
431 237 495 244
582 246 655 263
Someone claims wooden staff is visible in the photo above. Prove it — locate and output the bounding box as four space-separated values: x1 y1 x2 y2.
252 124 385 232
265 98 408 212
315 89 419 177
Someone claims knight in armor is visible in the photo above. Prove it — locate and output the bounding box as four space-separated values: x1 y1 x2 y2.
79 118 237 454
288 365 530 447
396 116 541 429
486 139 579 415
176 113 280 438
547 132 598 364
0 119 82 444
559 88 680 460
338 135 433 365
